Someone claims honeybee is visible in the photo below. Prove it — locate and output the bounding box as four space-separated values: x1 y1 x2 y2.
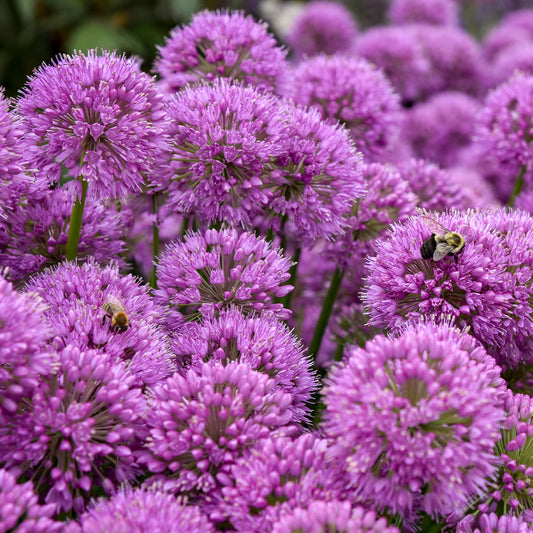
102 298 130 332
419 217 465 262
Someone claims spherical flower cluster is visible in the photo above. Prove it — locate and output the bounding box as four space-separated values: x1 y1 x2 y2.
353 26 429 105
403 91 479 168
26 259 174 387
155 227 293 324
0 275 55 414
490 42 533 88
267 103 365 244
17 50 168 199
363 209 533 369
0 187 130 284
0 344 147 513
138 362 293 494
212 433 346 532
482 23 533 63
388 0 459 26
494 9 533 36
286 1 358 58
64 488 214 533
155 9 287 94
395 159 468 211
323 323 505 520
271 499 399 533
160 79 288 224
445 166 499 209
171 308 315 422
0 468 62 532
457 513 533 533
286 55 402 159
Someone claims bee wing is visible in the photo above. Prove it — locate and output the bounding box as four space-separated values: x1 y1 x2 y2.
433 242 454 261
418 212 450 235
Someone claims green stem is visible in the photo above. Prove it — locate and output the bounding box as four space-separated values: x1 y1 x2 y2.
509 165 527 207
149 194 160 289
65 179 88 261
281 247 301 311
308 266 345 362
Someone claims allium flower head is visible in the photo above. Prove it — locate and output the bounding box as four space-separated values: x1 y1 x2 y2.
267 103 365 243
0 344 147 513
272 500 399 533
285 54 402 159
0 275 56 414
155 227 293 324
65 488 214 533
363 209 533 369
323 323 505 520
159 78 288 224
490 42 533 88
482 23 533 63
26 259 174 387
457 513 533 533
286 1 359 58
446 166 499 209
388 0 459 26
404 92 479 168
0 468 62 532
17 49 168 199
171 308 315 422
138 362 293 494
495 9 533 37
155 9 287 94
353 26 429 105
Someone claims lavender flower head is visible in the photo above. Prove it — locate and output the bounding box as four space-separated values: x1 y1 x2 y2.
403 92 479 169
155 227 293 325
17 49 168 199
388 0 459 26
25 259 174 387
0 275 56 414
353 26 429 105
285 1 359 58
138 362 293 494
0 468 62 532
323 322 505 520
171 308 315 423
272 500 399 533
65 488 214 533
159 79 288 225
267 103 365 244
285 54 402 159
363 209 533 369
0 344 147 513
155 9 287 94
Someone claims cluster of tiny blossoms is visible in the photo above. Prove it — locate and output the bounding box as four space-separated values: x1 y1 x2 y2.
4 3 533 532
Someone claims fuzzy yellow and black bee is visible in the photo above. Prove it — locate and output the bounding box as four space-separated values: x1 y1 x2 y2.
419 216 465 262
102 299 130 332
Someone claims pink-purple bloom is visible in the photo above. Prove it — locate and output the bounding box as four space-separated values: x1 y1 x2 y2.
323 322 505 521
17 49 168 199
388 0 459 26
155 9 287 94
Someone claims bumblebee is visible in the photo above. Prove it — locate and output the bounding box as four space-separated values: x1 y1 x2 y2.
102 299 130 332
420 230 465 262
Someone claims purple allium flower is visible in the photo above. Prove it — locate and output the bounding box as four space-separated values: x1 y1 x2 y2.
17 50 168 200
363 209 533 369
395 159 468 211
155 9 287 95
403 92 479 168
25 259 174 387
0 275 56 415
0 468 62 532
353 26 430 105
475 72 533 185
490 42 533 88
0 186 131 285
171 308 315 423
211 433 346 532
158 79 288 225
482 23 533 63
272 500 399 533
446 166 499 209
138 362 293 494
323 322 505 520
285 54 402 159
457 512 533 533
388 0 459 26
266 104 365 244
494 9 533 37
65 488 214 533
155 227 293 324
285 1 359 58
0 344 147 513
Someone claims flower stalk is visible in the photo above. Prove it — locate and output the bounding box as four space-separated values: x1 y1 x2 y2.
65 178 88 261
